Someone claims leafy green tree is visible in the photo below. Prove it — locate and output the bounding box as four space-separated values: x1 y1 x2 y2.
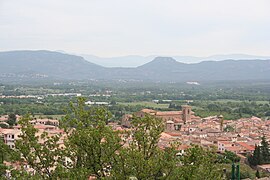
175 145 223 180
61 97 111 129
12 114 65 179
218 150 240 164
0 123 8 129
7 113 16 126
5 97 228 179
111 114 178 179
265 110 270 116
224 125 235 132
61 97 123 179
223 150 240 163
0 138 9 178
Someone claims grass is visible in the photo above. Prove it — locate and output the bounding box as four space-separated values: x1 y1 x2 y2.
215 99 269 104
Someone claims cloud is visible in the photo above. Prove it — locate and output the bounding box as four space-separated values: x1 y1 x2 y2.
0 0 269 56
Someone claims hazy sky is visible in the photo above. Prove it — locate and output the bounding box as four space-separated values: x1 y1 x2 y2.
0 0 269 57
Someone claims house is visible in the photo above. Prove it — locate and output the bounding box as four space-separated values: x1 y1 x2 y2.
121 105 201 132
235 142 255 154
218 141 234 152
0 128 21 149
30 119 59 126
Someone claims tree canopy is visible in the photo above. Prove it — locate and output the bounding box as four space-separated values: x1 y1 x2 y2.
4 97 226 179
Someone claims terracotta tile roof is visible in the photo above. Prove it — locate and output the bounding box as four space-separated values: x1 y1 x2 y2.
220 141 233 145
156 111 182 116
165 132 182 137
176 144 190 150
236 142 255 151
141 109 157 113
226 146 242 152
160 132 173 139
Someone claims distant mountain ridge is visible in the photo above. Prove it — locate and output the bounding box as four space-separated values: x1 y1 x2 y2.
0 50 105 80
1 50 270 82
81 53 270 67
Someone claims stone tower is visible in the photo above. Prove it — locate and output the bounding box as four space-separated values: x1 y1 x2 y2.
218 115 224 131
182 105 192 123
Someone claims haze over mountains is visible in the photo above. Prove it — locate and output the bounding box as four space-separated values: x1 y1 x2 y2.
81 53 270 67
1 50 270 83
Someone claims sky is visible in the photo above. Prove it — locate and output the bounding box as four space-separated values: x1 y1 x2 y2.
0 0 270 57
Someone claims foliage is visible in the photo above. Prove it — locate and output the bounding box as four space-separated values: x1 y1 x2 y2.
111 115 178 179
260 136 270 164
12 114 65 179
60 97 123 178
0 139 9 178
223 125 235 132
7 113 16 126
256 170 260 178
175 145 223 180
0 123 8 129
248 136 270 166
217 150 240 164
4 97 231 179
222 163 256 180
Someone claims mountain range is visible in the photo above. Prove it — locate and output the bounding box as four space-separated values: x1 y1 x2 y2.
80 53 270 67
1 50 270 82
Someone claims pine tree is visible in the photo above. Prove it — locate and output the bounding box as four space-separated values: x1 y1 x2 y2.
248 145 261 166
260 136 270 164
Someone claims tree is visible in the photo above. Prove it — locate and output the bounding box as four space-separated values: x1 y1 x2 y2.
224 125 235 132
248 145 261 166
248 136 270 166
11 114 66 179
218 150 240 164
7 113 16 126
224 150 240 163
260 136 270 164
6 97 227 179
61 97 123 179
175 145 223 180
0 123 9 129
0 138 9 178
111 114 178 179
256 170 260 178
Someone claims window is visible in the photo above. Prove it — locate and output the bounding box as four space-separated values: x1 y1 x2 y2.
12 135 14 139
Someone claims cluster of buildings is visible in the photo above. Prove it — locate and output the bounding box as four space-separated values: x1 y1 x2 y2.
1 105 270 176
0 116 65 175
120 106 270 157
0 117 63 149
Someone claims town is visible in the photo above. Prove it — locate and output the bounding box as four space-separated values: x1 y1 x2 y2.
1 101 270 178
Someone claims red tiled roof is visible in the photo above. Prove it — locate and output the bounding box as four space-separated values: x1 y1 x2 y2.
236 142 255 151
226 146 242 152
176 144 190 150
165 132 182 137
156 111 182 116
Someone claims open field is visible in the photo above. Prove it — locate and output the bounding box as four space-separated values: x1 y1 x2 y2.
118 101 170 109
215 99 269 104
